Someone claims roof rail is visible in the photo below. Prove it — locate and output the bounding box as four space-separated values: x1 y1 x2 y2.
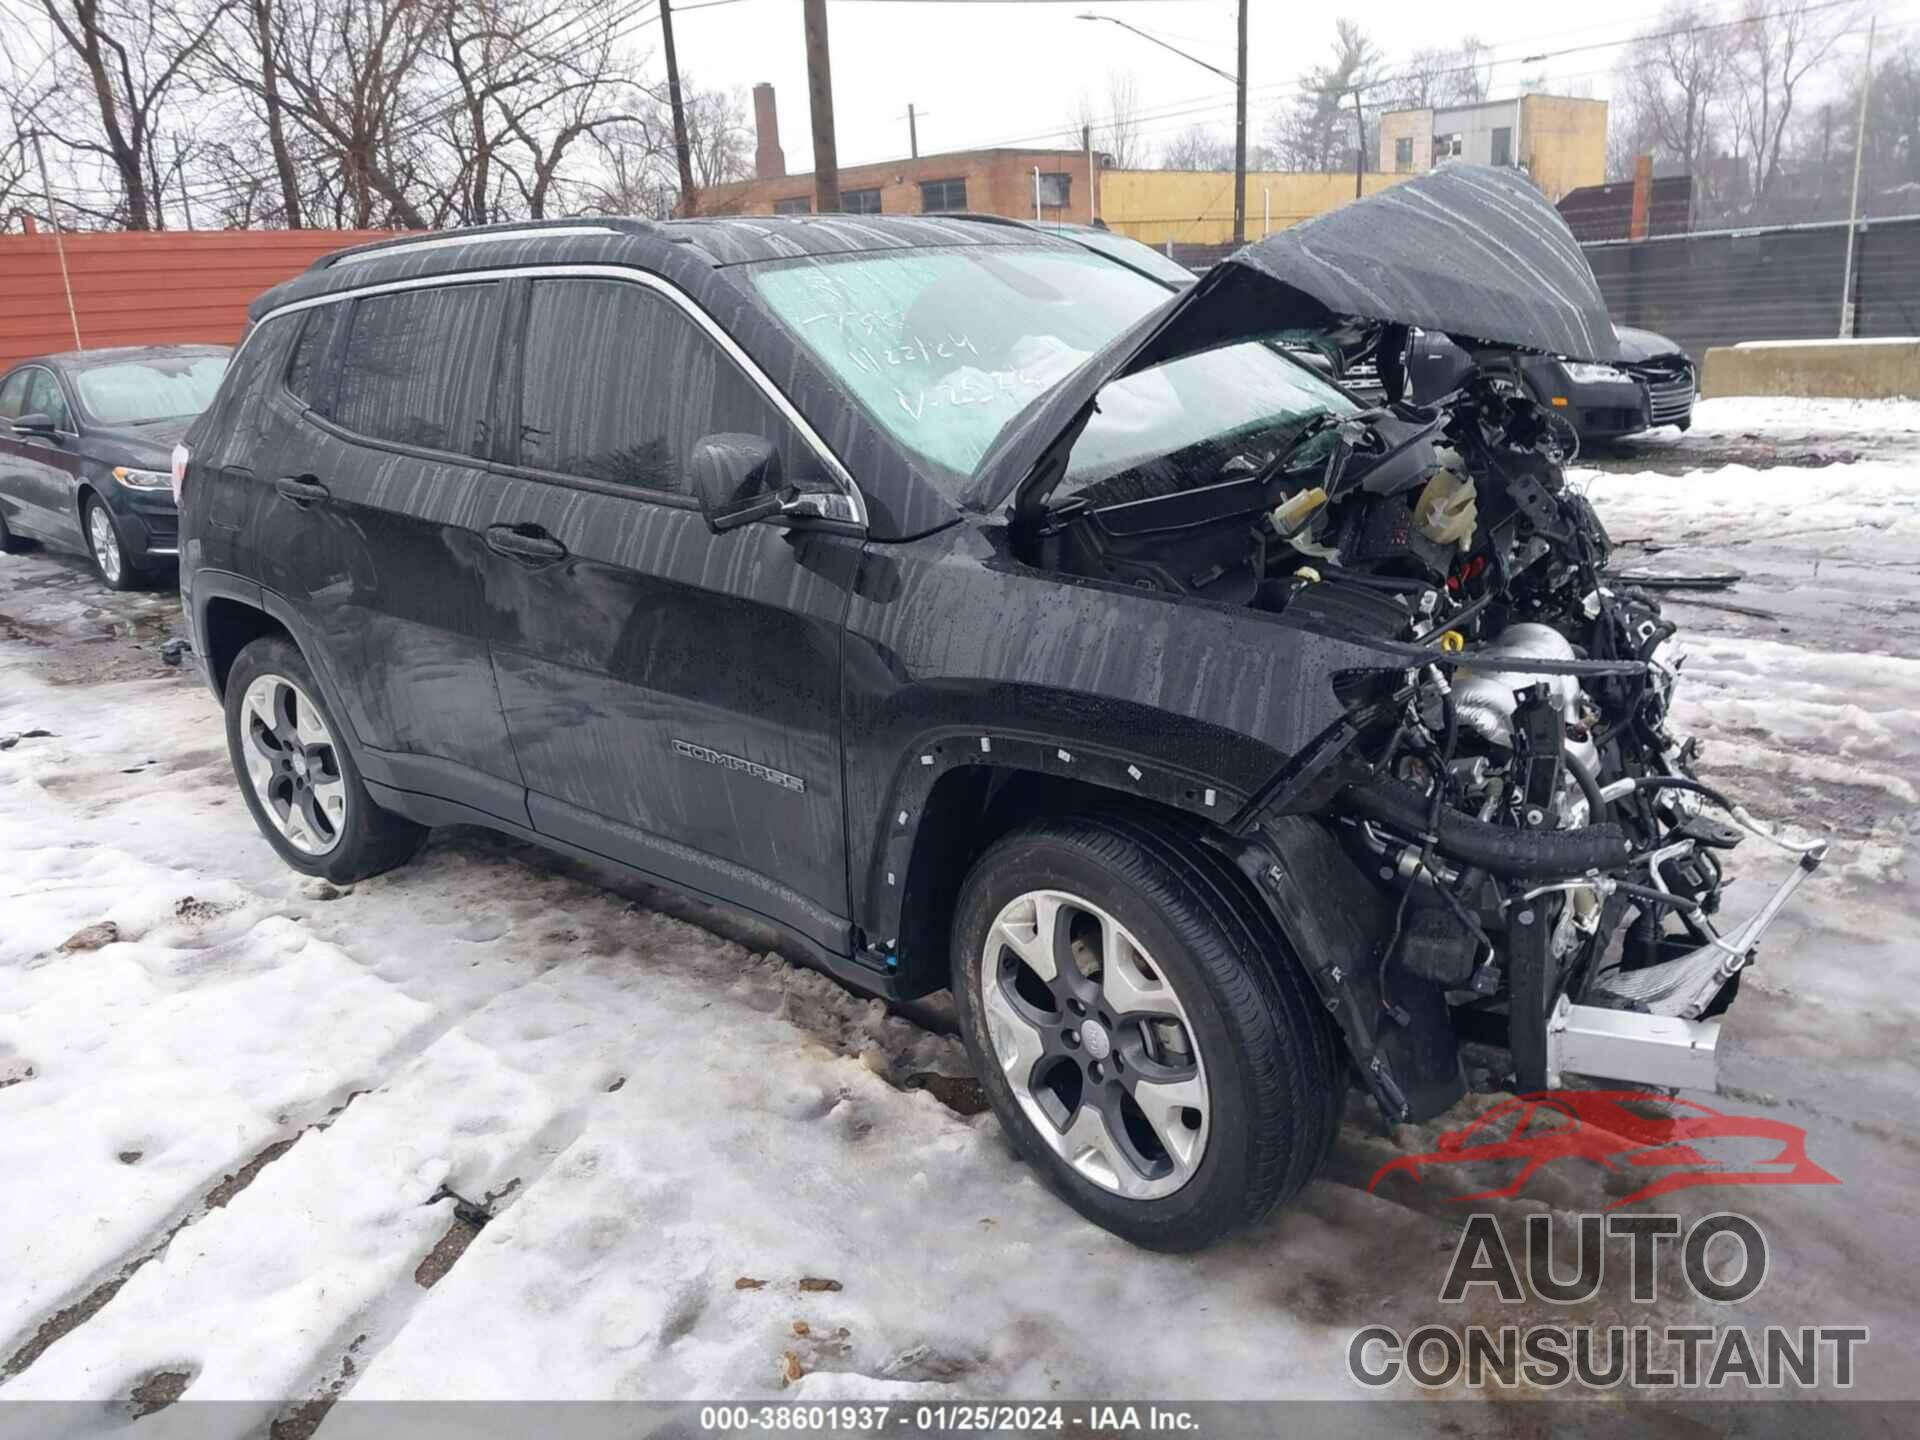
311 217 658 271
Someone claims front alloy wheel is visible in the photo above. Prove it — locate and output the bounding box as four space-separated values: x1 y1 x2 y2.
953 816 1341 1251
238 672 348 855
85 497 136 590
981 889 1208 1199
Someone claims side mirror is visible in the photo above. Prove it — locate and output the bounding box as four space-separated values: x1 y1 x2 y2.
10 412 57 437
690 433 792 533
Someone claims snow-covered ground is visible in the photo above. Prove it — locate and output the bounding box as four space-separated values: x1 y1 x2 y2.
2 397 1917 1428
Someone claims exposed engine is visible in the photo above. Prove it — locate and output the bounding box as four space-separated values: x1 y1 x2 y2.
1029 371 1824 1107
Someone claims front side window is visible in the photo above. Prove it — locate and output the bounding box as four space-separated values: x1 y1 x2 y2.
751 245 1355 504
74 354 229 425
919 178 967 213
24 368 72 430
515 277 817 496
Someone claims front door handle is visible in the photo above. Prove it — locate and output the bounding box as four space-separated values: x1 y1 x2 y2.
485 523 567 564
275 475 330 506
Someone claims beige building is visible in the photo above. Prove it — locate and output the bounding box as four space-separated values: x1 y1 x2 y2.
1098 170 1412 247
1378 94 1608 203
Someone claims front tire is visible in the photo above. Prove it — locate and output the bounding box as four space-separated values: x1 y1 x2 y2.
952 814 1341 1251
83 494 141 591
224 637 426 883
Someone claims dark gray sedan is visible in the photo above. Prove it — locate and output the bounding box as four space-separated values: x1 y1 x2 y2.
0 344 230 589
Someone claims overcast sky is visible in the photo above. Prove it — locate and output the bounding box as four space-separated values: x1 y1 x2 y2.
661 0 1914 173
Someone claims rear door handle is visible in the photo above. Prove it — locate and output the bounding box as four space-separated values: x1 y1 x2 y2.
485 523 567 564
275 475 330 505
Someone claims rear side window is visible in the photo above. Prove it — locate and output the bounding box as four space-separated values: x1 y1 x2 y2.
285 307 341 409
515 277 816 495
333 283 500 456
0 370 26 420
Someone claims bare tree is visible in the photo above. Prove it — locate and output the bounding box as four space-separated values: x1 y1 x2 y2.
1159 124 1233 171
1066 69 1147 170
572 78 748 219
1390 38 1493 111
1614 3 1736 204
0 117 32 231
1269 19 1380 173
202 0 308 225
1729 0 1855 211
33 0 235 230
270 0 443 229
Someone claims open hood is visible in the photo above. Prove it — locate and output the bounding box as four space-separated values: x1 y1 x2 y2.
966 164 1620 515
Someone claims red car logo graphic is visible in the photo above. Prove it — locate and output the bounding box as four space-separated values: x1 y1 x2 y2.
1368 1092 1839 1209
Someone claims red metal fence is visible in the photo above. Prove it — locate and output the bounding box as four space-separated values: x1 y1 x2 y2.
0 229 397 370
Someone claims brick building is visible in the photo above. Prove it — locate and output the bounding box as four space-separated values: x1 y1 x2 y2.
700 83 1095 223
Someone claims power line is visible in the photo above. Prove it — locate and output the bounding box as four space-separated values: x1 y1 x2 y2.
941 0 1883 154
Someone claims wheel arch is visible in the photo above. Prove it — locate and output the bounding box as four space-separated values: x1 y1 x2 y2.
876 732 1263 999
200 594 295 698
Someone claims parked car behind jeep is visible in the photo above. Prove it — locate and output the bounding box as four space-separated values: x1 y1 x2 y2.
178 169 1813 1251
0 345 230 588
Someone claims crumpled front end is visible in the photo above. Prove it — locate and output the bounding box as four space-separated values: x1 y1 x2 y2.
1035 372 1822 1121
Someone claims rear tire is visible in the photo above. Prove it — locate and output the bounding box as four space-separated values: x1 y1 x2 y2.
952 813 1340 1251
224 637 427 883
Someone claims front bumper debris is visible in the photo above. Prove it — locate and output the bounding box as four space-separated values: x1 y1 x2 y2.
1547 999 1721 1091
1551 843 1827 1091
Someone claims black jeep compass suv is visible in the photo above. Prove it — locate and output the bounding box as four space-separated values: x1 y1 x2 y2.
178 169 1816 1250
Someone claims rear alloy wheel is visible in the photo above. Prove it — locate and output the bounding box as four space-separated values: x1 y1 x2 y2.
84 495 139 591
224 637 426 882
953 816 1340 1251
238 671 350 857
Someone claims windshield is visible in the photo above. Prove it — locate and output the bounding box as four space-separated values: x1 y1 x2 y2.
750 245 1352 505
74 354 229 425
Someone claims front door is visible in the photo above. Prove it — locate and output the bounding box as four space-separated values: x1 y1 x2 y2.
246 283 525 820
477 273 860 950
0 366 83 546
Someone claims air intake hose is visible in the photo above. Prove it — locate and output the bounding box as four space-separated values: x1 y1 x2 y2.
1339 777 1633 879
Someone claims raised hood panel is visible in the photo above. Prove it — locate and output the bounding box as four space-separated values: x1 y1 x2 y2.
967 165 1619 514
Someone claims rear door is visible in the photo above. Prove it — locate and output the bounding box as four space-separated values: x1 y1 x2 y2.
477 272 863 950
246 281 525 821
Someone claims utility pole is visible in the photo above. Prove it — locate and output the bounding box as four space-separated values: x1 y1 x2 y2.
1352 86 1366 200
31 133 82 353
907 102 920 159
1840 13 1877 338
659 0 699 216
175 138 195 230
1083 124 1096 225
1232 0 1248 245
803 0 840 213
